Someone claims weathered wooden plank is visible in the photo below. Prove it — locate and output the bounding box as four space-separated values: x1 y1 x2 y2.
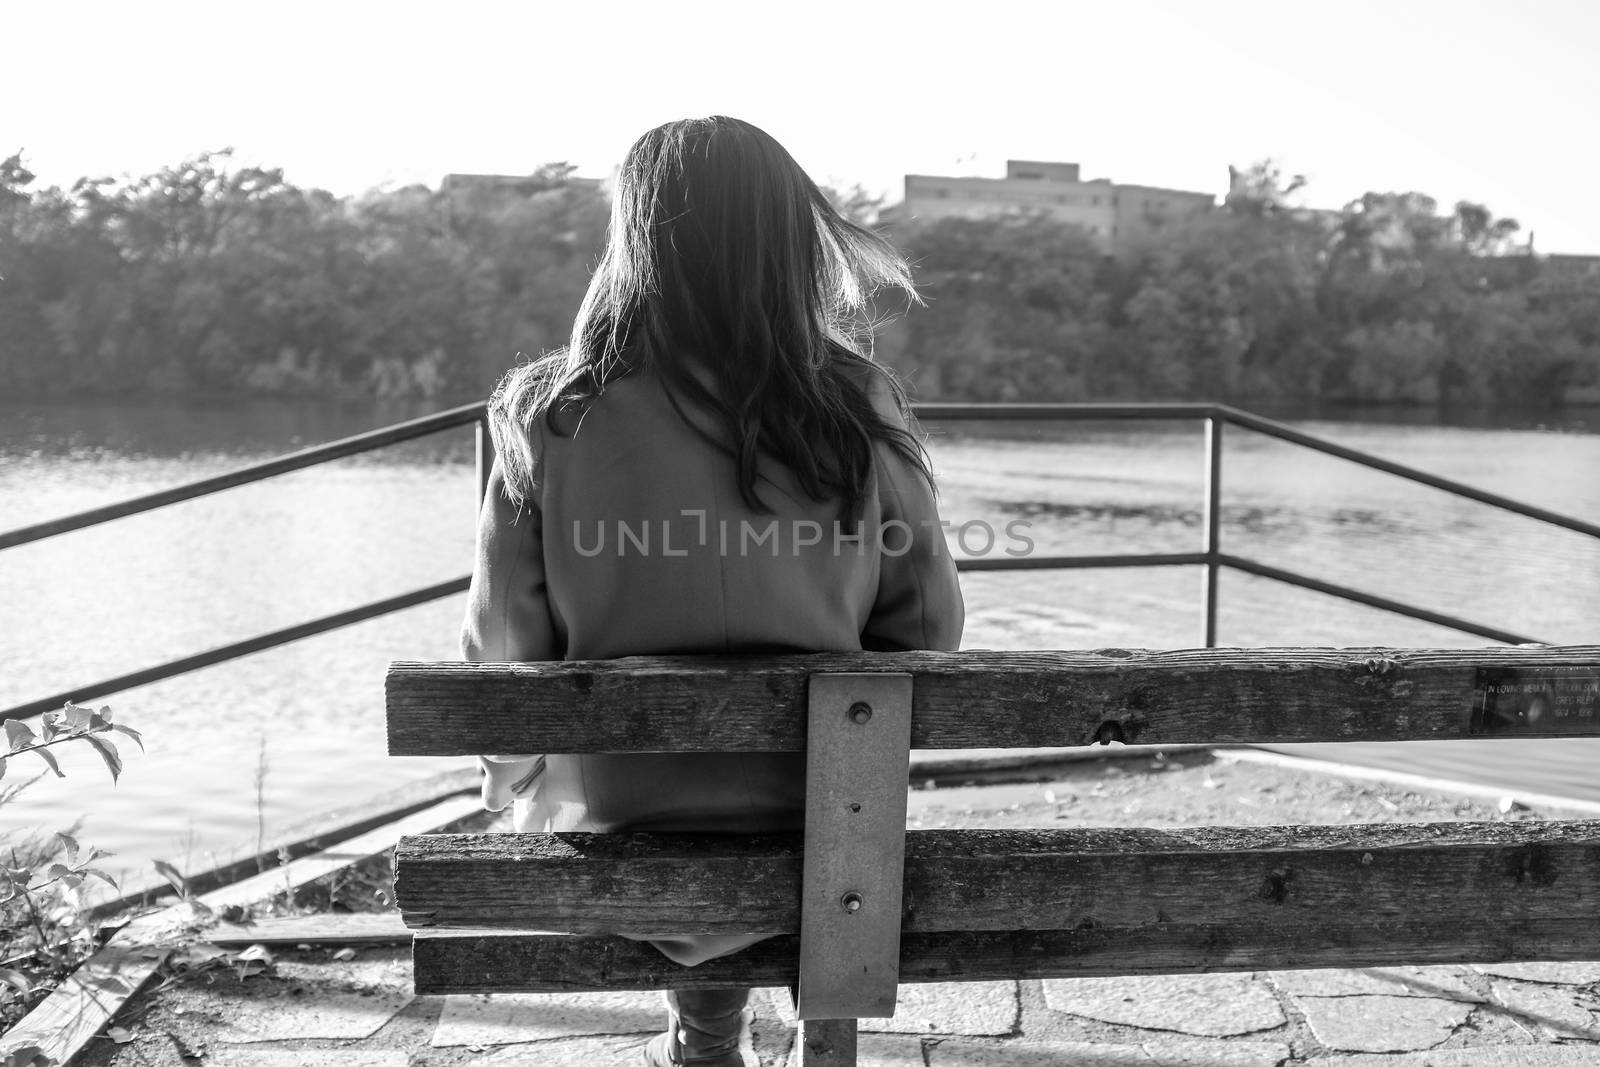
410 918 1600 995
396 820 1600 934
385 646 1600 754
0 942 169 1067
797 673 912 1020
204 911 412 947
398 830 799 932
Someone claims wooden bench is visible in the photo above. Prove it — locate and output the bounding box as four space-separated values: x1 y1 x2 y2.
386 646 1600 1065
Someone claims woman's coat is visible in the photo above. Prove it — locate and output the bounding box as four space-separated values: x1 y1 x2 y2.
460 364 964 963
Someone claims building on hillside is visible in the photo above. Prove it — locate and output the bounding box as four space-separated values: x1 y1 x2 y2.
1539 252 1600 288
893 160 1215 254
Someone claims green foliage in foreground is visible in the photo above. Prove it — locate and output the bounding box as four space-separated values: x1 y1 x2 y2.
0 704 141 1032
2 151 1597 406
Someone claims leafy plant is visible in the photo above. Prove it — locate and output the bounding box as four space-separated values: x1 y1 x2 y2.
0 703 142 1031
1 702 142 789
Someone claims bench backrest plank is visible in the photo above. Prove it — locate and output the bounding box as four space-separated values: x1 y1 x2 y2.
387 646 1600 755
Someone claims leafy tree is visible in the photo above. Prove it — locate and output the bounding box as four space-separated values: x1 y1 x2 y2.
1224 160 1308 219
1452 201 1521 256
450 180 610 393
1 151 1593 407
823 183 891 227
885 213 1107 400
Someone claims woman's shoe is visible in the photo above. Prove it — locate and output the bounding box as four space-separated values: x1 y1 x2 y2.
640 989 750 1066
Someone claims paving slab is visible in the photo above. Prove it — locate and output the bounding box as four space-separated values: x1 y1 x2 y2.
926 1038 1133 1066
763 981 1018 1035
1268 966 1482 1002
1042 974 1286 1037
780 1032 927 1067
1141 1042 1291 1067
1485 978 1600 1039
1472 961 1600 985
471 1034 659 1065
205 1052 410 1067
923 1038 1289 1066
864 981 1018 1036
209 985 414 1042
1328 1048 1600 1066
465 1004 790 1066
431 990 663 1046
1295 993 1473 1053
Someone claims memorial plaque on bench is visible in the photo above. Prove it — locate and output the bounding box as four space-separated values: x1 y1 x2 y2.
1471 666 1600 736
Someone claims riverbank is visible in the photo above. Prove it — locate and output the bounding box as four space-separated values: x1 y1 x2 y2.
16 747 1597 1066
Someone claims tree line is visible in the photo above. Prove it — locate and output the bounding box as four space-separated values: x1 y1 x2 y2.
2 152 1596 407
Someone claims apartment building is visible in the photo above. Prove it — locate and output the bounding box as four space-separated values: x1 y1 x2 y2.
898 160 1215 254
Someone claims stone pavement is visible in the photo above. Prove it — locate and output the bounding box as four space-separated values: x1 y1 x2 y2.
84 948 1600 1066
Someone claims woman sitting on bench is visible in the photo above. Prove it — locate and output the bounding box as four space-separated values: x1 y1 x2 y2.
461 115 965 1067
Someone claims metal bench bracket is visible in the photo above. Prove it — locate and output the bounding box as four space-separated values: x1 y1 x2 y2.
796 672 913 1020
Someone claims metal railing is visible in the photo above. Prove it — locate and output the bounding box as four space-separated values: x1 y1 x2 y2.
4 401 1596 724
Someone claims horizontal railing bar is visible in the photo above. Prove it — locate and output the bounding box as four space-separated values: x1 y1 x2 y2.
9 402 1595 556
920 401 1599 541
956 552 1209 572
915 403 1221 422
10 546 1531 723
0 402 488 551
0 576 470 724
957 550 1538 645
1217 406 1600 541
1216 552 1542 646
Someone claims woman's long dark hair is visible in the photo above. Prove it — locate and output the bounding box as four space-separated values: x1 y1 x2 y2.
488 116 932 518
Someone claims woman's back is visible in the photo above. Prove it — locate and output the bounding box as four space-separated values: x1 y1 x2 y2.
462 361 962 836
484 364 957 658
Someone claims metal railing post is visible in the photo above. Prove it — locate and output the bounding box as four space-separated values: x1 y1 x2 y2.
475 417 495 503
1201 416 1224 648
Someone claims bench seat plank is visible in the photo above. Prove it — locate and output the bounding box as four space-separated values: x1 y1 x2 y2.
386 646 1600 754
397 820 1600 935
410 917 1600 995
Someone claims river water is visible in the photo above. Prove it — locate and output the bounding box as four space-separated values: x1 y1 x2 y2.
1 397 1597 889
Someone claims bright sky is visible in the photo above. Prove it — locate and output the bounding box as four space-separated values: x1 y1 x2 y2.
10 0 1600 253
